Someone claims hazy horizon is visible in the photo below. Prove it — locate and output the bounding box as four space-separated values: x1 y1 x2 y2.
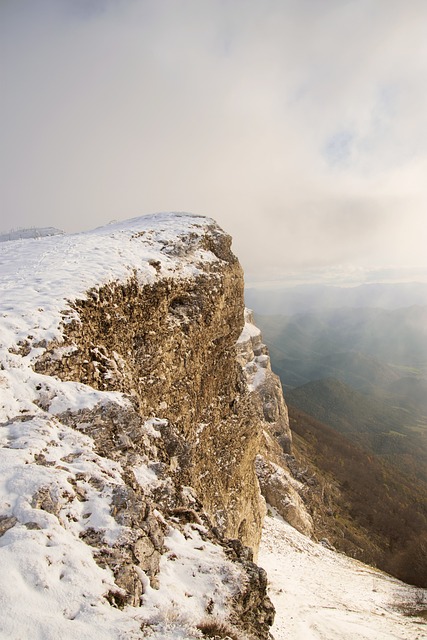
1 1 427 283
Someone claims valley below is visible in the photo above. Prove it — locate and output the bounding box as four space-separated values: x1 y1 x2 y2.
251 285 427 590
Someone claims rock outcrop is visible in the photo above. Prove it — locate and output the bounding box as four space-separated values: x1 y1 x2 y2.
237 310 314 537
236 309 292 455
34 222 264 555
0 214 276 640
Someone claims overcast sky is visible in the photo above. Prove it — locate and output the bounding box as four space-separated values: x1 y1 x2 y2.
1 0 427 284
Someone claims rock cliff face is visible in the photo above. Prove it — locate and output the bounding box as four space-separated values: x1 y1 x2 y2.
237 310 314 538
0 214 278 639
34 224 264 555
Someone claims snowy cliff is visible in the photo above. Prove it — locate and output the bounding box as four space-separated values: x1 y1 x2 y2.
0 214 276 639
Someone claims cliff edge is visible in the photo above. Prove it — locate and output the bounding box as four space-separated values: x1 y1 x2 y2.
0 214 275 639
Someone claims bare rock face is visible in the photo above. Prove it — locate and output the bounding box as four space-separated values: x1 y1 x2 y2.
236 309 292 454
237 309 314 537
35 226 264 553
255 455 314 537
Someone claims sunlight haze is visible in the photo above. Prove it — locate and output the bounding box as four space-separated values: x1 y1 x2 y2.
1 0 427 283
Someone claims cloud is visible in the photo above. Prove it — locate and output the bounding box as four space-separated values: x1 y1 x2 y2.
1 0 427 282
323 130 356 167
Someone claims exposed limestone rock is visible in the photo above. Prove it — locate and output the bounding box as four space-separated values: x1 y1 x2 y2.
0 516 17 537
31 486 63 516
237 309 314 537
226 538 275 634
256 455 314 537
236 309 292 454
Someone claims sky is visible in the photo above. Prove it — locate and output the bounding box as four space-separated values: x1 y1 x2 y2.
1 0 427 285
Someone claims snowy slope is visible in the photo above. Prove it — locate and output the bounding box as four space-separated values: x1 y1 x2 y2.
260 512 427 640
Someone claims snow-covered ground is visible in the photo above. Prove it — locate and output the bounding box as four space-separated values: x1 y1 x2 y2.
0 408 246 640
259 512 427 640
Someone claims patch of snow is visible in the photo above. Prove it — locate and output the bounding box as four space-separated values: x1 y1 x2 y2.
132 463 161 491
138 523 244 638
237 316 261 344
143 418 166 439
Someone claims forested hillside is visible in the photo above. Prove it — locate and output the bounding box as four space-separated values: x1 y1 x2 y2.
288 405 427 587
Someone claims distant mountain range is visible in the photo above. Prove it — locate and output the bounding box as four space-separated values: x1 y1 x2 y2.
255 304 427 481
286 377 427 482
288 404 427 588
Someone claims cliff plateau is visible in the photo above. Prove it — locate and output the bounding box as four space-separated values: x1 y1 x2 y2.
0 213 305 639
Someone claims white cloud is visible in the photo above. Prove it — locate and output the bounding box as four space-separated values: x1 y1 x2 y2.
1 0 427 282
